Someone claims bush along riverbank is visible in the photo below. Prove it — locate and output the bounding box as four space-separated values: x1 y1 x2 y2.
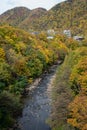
48 40 87 130
0 25 69 129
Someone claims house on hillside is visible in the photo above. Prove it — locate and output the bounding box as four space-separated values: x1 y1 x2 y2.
73 36 84 41
47 29 55 36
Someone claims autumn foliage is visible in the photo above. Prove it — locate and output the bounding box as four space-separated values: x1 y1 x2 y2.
68 95 87 130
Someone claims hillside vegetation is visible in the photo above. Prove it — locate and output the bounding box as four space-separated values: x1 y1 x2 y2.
0 7 47 32
0 7 30 26
40 0 87 36
0 0 87 37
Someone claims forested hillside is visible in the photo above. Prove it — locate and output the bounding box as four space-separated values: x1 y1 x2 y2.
35 0 87 37
0 7 47 31
0 7 30 26
0 0 87 37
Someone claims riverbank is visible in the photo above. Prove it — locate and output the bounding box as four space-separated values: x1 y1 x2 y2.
23 62 62 96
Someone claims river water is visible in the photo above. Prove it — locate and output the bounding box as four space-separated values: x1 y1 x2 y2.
17 65 57 130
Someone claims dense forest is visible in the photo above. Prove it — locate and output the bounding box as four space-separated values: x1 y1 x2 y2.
0 0 87 130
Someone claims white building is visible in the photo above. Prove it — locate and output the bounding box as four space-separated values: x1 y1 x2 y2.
63 30 71 38
73 36 84 41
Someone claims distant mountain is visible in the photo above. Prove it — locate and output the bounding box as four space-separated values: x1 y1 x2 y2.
18 8 47 31
0 0 87 36
0 7 47 31
0 7 30 26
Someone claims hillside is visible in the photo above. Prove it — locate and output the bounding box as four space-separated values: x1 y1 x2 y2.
18 8 47 31
36 0 87 36
0 0 87 37
0 7 30 26
0 7 47 31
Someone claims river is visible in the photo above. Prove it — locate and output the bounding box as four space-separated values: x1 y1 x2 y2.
17 65 58 130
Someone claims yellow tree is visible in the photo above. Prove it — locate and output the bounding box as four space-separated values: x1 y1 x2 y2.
0 48 5 60
70 56 87 94
67 95 87 130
